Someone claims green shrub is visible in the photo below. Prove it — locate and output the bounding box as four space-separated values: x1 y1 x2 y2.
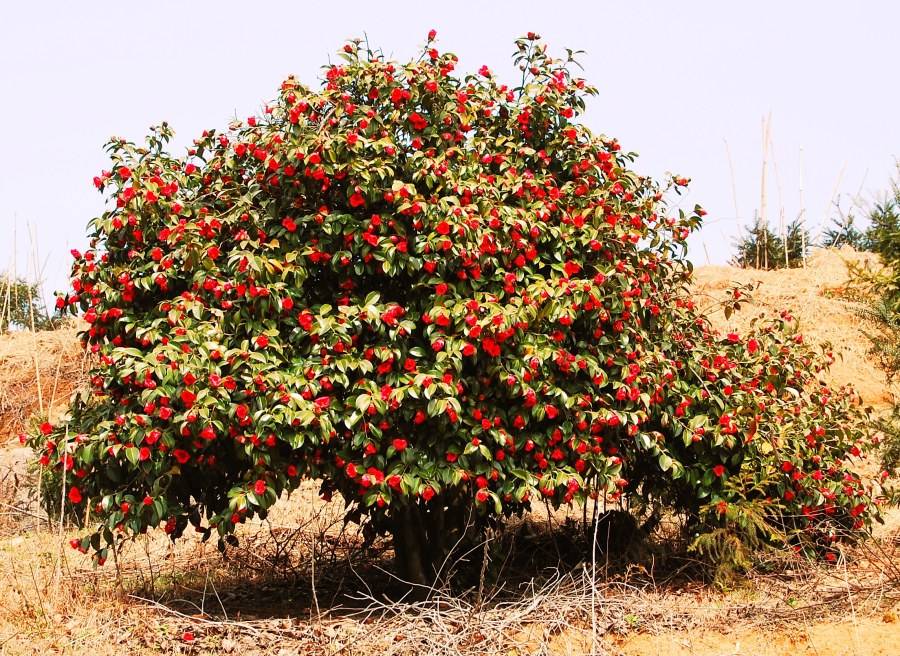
0 274 55 332
28 34 885 585
732 218 809 269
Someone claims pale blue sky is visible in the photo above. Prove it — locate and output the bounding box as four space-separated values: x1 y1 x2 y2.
2 1 898 299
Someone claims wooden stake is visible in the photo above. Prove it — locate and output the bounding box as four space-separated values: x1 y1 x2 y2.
27 222 44 416
754 209 760 270
813 163 847 247
767 121 787 267
724 138 740 222
799 147 806 266
760 114 771 269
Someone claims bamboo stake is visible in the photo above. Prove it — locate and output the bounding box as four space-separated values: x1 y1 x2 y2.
760 114 771 269
724 138 740 222
813 163 847 247
27 222 44 415
754 210 760 270
799 147 806 266
1 266 11 331
767 121 787 268
12 218 19 331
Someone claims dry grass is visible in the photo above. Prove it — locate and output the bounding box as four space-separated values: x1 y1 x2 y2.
1 249 899 655
0 488 897 656
0 322 87 441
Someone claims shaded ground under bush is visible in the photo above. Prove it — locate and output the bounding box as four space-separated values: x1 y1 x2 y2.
1 468 898 656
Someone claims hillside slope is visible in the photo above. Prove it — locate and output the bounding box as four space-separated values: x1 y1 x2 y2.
694 246 892 409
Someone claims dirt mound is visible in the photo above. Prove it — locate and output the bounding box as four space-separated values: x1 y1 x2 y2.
0 324 86 441
693 246 893 409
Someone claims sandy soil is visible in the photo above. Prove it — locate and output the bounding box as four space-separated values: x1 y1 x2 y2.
616 616 900 656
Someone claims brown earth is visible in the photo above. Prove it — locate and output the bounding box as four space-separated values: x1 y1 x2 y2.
617 615 900 656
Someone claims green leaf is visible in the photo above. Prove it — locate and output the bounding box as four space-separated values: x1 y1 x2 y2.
657 453 673 472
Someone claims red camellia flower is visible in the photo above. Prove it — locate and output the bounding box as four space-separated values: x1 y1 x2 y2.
713 464 726 478
349 192 366 208
298 311 314 331
68 486 83 504
255 335 269 349
421 486 435 501
482 338 500 357
392 438 408 452
206 246 220 260
173 449 190 464
254 479 267 495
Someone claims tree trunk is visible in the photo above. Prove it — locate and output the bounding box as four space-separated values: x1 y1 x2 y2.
390 489 474 596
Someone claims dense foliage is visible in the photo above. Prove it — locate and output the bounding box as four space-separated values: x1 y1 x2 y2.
824 175 900 258
28 34 886 583
861 173 900 306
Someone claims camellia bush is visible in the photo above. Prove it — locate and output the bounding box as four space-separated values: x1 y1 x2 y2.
28 33 887 586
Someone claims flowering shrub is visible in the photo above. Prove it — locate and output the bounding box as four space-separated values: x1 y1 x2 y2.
28 33 886 584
